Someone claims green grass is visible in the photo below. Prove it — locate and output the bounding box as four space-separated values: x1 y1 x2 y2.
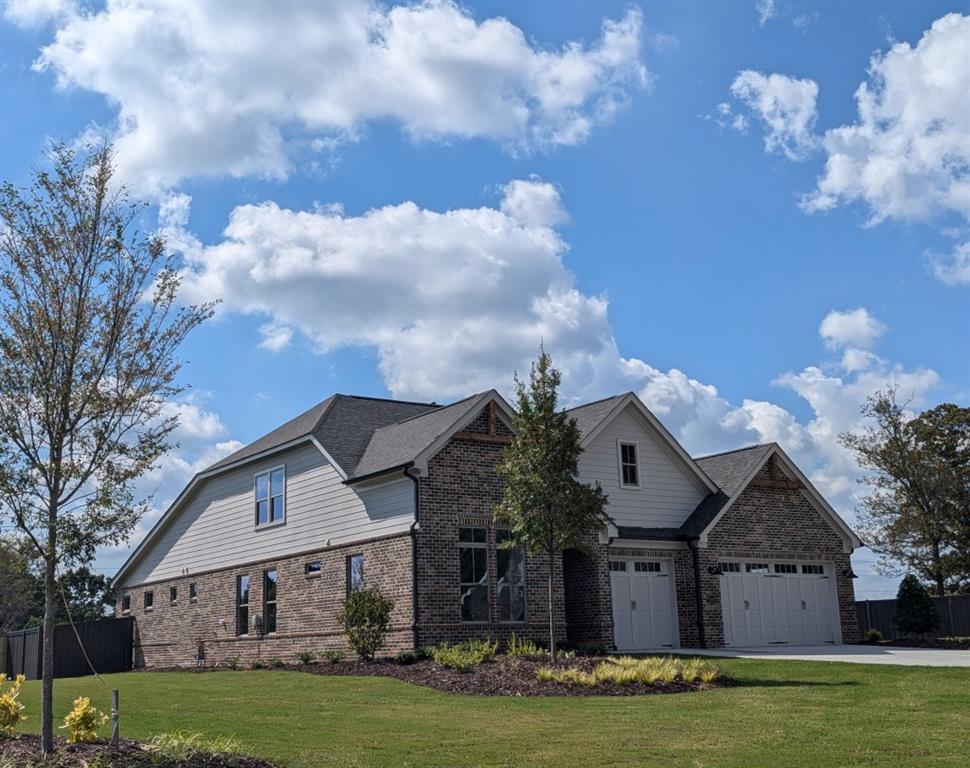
15 658 970 767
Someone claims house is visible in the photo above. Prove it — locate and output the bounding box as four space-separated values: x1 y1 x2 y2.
112 390 861 666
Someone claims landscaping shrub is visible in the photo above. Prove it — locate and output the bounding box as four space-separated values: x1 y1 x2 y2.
147 730 248 761
0 675 26 737
250 659 267 670
338 587 394 661
894 574 939 635
60 696 108 743
864 627 885 643
223 656 240 671
296 650 316 665
536 656 720 687
506 633 543 657
321 650 345 664
268 657 285 669
431 639 498 670
394 650 422 665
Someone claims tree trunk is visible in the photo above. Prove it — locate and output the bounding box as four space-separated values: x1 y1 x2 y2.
41 554 56 754
547 542 556 660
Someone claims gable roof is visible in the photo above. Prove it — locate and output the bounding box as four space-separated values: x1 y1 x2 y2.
566 392 718 495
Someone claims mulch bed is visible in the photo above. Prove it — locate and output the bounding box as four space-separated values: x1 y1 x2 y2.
0 733 277 768
159 655 732 697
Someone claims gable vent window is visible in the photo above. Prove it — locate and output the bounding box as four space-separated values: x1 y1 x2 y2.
255 466 285 527
618 442 640 488
458 527 488 622
236 575 250 636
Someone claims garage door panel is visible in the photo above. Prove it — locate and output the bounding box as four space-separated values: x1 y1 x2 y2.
611 559 678 651
719 560 838 647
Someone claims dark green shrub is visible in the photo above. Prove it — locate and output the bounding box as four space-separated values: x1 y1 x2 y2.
268 657 285 669
296 650 316 665
321 650 344 664
250 659 267 670
864 627 885 643
394 650 420 665
338 587 394 661
223 656 240 671
894 574 938 635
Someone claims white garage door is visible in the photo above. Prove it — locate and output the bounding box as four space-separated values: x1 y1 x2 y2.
610 559 678 650
719 560 839 646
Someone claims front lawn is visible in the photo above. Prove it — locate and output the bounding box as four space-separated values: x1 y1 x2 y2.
15 658 970 767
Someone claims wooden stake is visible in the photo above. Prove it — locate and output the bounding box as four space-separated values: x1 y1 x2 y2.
110 689 120 746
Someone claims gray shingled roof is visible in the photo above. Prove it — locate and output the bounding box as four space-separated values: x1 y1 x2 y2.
206 394 440 476
566 393 627 440
352 393 487 479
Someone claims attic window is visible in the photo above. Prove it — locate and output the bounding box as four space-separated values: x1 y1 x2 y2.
618 441 640 488
255 466 285 527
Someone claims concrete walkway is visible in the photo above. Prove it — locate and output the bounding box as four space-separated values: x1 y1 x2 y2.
674 644 970 667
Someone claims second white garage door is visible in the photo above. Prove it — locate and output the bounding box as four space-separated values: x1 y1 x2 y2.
609 559 678 651
719 560 840 646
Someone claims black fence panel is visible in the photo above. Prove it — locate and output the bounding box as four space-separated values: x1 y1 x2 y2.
3 617 133 680
856 595 970 640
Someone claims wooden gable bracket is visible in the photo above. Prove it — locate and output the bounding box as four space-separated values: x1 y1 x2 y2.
454 401 512 444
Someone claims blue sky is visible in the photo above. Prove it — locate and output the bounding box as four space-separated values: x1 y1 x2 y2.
1 0 968 597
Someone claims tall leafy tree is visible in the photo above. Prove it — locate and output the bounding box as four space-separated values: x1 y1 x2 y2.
0 145 213 753
840 389 970 596
494 349 610 657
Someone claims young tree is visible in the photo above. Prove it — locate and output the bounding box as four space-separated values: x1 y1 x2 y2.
893 574 939 636
0 145 213 753
494 349 610 657
840 389 970 596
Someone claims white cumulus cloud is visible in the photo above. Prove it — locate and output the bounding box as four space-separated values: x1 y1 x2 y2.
22 0 648 193
730 70 819 160
819 308 887 350
928 240 970 286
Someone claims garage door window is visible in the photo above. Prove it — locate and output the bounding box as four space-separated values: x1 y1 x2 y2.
774 563 798 574
609 561 627 572
745 563 769 574
719 562 741 573
634 561 661 573
802 564 825 575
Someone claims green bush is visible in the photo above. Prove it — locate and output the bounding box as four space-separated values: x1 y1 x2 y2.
506 633 543 657
268 657 285 669
864 627 885 643
536 656 720 687
223 656 240 671
321 650 345 664
250 659 267 670
431 639 498 670
338 587 394 661
395 649 429 665
296 649 316 665
894 574 939 635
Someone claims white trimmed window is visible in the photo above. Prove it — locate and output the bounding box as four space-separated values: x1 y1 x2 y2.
618 441 640 488
254 466 285 527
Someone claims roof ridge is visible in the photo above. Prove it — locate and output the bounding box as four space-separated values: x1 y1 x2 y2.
334 393 440 407
564 392 627 412
375 391 485 429
694 443 773 461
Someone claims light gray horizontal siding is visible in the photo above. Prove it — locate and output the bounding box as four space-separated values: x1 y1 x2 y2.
577 404 706 528
120 443 414 586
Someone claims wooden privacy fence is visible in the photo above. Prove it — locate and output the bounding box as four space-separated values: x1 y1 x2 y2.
3 616 133 680
856 594 970 640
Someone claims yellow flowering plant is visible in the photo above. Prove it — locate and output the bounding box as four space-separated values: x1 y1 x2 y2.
0 674 26 737
60 696 109 743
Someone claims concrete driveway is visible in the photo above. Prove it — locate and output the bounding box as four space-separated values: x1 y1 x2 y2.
677 644 970 667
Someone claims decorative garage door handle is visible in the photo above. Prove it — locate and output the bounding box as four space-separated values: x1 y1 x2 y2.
744 600 750 609
801 600 807 610
630 600 637 611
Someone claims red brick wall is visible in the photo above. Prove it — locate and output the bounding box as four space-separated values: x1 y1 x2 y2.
414 407 567 648
117 534 414 668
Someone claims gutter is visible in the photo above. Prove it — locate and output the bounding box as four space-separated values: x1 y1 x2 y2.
343 461 414 486
404 466 421 651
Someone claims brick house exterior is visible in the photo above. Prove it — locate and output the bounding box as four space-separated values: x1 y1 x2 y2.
114 390 860 667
